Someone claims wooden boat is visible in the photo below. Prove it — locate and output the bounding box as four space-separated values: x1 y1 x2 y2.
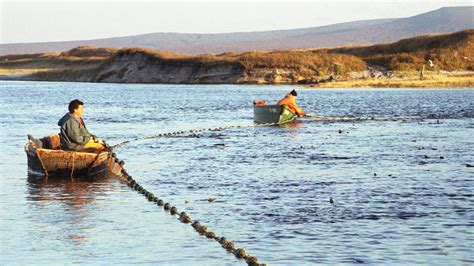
253 100 296 124
25 134 124 179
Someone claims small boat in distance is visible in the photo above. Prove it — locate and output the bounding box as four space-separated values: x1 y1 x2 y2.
253 100 296 124
25 134 123 180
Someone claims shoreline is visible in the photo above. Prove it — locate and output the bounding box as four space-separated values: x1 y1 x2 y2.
0 80 472 89
309 73 474 88
0 72 472 88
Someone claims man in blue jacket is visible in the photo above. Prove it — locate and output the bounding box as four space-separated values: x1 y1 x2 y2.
58 99 104 152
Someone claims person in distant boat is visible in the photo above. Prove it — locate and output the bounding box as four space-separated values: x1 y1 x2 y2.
277 89 305 116
58 99 104 152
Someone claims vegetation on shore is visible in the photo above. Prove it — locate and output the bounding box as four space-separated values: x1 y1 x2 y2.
328 29 473 71
0 48 112 76
0 29 472 87
311 71 474 88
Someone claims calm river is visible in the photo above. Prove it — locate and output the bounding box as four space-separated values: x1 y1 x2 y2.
0 81 473 265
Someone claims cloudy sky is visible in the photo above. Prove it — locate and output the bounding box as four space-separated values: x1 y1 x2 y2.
1 0 472 44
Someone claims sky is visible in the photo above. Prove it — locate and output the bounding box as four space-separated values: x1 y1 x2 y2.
1 0 472 44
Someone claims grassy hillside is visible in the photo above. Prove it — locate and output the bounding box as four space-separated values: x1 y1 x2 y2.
0 30 472 86
107 47 366 76
328 29 473 71
17 47 365 82
224 50 366 76
0 46 112 76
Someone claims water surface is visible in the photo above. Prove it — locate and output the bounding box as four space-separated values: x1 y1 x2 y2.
1 81 473 264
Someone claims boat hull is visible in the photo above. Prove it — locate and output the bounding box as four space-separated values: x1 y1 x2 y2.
253 104 296 124
25 143 123 180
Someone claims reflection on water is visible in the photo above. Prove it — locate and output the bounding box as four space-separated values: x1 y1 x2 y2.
27 176 115 206
26 176 117 246
280 119 304 129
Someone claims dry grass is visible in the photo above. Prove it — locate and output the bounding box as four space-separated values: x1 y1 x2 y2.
311 72 474 88
0 68 51 75
2 30 473 85
59 46 117 58
330 30 473 56
115 47 190 60
0 46 110 76
228 50 366 76
328 29 474 71
109 48 366 75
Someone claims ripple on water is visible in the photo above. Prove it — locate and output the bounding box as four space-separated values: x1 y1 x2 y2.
1 83 473 264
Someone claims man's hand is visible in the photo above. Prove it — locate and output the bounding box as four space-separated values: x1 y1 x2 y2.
91 135 103 144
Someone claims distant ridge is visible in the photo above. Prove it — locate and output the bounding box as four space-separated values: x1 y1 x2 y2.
0 6 473 55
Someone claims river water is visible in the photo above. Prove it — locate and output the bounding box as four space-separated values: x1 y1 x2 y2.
0 81 473 265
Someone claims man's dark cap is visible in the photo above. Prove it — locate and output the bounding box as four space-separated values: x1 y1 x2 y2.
290 89 297 96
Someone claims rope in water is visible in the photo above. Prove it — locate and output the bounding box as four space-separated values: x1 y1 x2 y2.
111 121 281 150
305 114 427 121
114 163 264 266
111 114 428 150
108 114 429 264
109 121 286 265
